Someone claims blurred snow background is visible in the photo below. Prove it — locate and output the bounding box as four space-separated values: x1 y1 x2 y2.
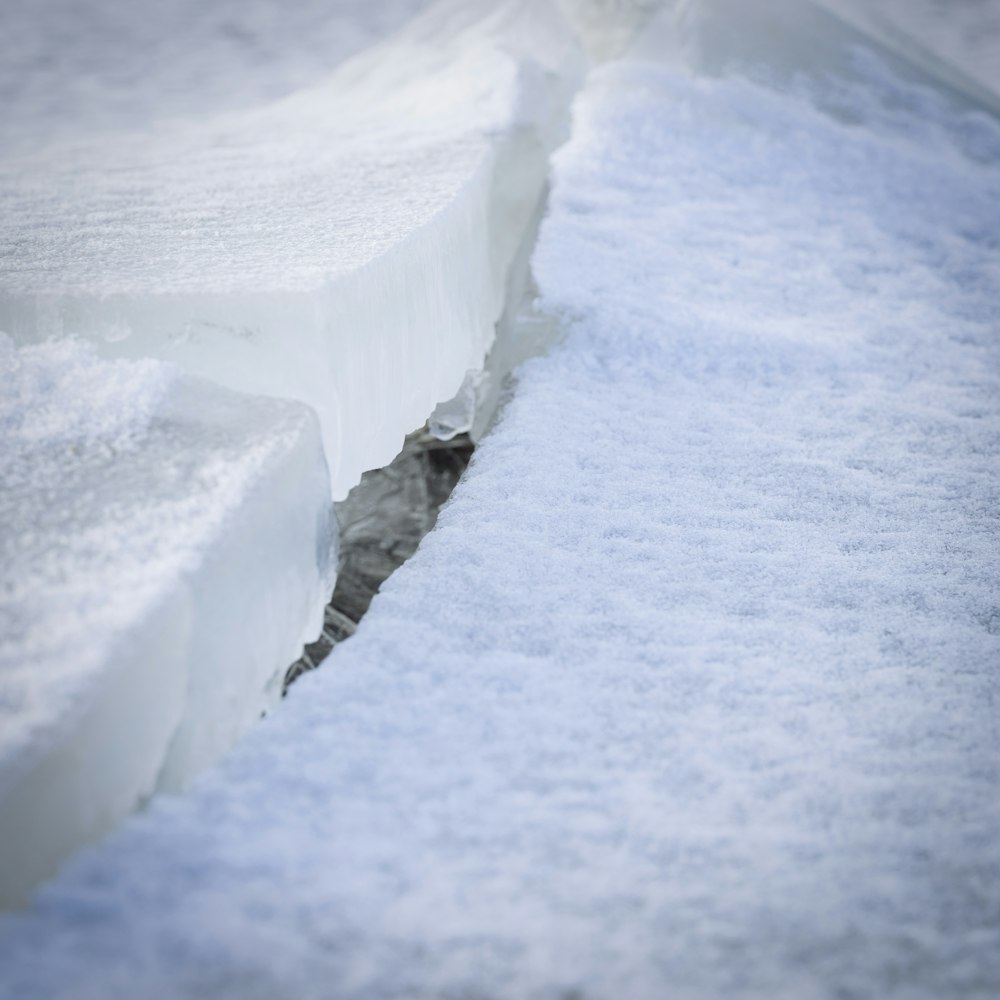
0 0 432 151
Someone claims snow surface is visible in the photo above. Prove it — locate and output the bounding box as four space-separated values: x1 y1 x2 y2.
0 338 334 906
1 2 998 995
0 0 585 498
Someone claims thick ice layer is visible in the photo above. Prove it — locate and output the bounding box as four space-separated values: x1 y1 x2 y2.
0 338 334 907
0 0 585 499
1 5 997 995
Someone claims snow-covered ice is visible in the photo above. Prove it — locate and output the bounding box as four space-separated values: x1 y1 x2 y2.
1 1 997 995
0 338 334 906
0 0 585 498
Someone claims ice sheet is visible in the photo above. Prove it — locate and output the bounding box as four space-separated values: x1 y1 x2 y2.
819 0 1000 105
1 3 997 995
0 0 585 499
0 338 334 906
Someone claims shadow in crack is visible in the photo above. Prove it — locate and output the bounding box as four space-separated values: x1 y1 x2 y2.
284 428 473 690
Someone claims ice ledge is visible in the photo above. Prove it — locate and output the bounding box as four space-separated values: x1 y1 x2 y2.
0 0 587 501
0 340 335 907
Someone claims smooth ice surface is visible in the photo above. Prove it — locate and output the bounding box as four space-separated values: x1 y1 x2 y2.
0 0 585 498
1 3 997 995
0 338 334 906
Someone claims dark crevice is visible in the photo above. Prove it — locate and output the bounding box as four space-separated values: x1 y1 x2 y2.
284 427 474 691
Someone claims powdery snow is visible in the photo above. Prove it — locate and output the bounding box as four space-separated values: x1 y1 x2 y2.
0 6 997 996
0 338 334 906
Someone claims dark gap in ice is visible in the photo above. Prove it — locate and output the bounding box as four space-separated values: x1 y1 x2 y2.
283 428 474 691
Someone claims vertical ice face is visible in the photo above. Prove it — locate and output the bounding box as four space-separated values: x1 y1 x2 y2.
0 0 587 500
0 338 335 906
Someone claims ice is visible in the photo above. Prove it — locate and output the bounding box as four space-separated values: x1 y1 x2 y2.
1 1 997 994
0 338 334 906
0 0 586 499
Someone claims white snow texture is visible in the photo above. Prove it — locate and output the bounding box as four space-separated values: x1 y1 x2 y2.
0 0 997 997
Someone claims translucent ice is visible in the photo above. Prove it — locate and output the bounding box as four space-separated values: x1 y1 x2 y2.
0 338 334 906
0 0 586 499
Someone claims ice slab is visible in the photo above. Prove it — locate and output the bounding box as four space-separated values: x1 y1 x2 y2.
1 4 997 996
0 338 334 907
0 0 585 499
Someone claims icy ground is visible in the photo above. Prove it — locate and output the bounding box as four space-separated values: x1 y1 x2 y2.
1 2 998 996
823 0 1000 103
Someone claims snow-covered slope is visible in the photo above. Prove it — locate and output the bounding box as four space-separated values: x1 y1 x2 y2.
1 2 996 994
0 339 333 907
0 0 585 499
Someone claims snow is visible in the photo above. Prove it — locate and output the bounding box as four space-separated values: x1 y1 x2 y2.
0 0 586 499
1 1 998 995
0 338 334 907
